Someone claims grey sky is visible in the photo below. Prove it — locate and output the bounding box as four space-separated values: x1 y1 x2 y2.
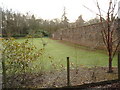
0 0 120 22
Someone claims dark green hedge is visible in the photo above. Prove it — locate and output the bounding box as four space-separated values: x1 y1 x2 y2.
2 34 27 37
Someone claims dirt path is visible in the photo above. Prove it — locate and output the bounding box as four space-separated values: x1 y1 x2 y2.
57 39 106 53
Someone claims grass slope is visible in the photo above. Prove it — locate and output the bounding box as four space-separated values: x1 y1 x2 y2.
17 38 117 70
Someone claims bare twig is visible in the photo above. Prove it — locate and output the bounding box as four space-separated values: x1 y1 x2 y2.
112 40 120 58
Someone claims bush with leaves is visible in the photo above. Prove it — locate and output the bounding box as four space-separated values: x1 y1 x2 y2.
2 38 44 75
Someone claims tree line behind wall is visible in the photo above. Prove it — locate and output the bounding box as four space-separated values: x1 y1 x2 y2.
1 8 102 38
1 9 69 38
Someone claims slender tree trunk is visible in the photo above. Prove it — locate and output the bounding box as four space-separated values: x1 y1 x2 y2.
108 39 113 73
107 13 113 73
108 54 113 73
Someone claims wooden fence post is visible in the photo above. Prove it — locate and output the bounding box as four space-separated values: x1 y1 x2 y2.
67 57 70 86
118 52 120 80
118 1 120 80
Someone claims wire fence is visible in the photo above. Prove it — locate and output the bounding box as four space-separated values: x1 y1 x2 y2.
2 56 119 88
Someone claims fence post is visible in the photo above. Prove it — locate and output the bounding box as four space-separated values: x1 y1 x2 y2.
67 57 70 86
118 1 120 80
118 52 120 80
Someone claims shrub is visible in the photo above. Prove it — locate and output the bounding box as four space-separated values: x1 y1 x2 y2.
2 38 43 75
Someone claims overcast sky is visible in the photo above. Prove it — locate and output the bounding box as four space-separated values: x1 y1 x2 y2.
0 0 120 22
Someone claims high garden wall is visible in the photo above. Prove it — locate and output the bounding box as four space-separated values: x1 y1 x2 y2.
52 22 117 49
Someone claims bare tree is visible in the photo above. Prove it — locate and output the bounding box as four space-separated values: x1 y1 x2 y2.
96 0 120 72
75 15 85 27
84 0 120 73
61 7 69 28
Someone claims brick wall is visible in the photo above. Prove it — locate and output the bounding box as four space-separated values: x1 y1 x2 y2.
52 22 117 49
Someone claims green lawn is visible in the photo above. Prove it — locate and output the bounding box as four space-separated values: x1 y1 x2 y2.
17 38 117 71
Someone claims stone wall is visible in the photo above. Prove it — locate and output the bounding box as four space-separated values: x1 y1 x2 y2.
52 23 109 49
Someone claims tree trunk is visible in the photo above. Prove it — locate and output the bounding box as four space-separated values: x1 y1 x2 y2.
108 56 113 73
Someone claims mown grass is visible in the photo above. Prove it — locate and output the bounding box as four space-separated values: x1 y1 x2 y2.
17 38 117 71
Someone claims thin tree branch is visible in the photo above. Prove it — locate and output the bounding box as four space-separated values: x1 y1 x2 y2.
96 0 109 48
112 40 120 58
112 37 120 43
83 5 100 16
